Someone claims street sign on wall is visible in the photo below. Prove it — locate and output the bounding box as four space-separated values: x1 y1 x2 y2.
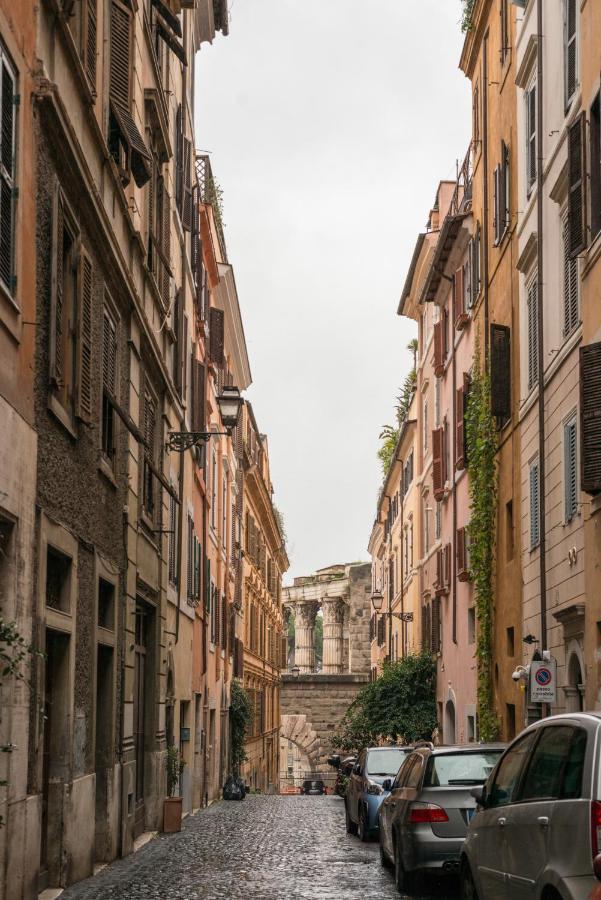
530 660 557 704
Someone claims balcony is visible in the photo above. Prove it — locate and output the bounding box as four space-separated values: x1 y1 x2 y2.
196 154 227 263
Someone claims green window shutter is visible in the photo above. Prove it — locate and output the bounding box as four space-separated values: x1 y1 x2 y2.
564 418 578 521
527 280 538 390
530 462 540 548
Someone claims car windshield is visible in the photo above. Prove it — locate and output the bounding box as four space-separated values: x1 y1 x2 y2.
424 751 502 787
366 748 410 776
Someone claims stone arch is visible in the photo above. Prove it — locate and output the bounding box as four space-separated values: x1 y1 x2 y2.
565 639 585 713
280 714 322 768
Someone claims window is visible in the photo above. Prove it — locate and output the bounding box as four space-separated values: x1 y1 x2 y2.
563 215 579 336
67 0 97 90
493 142 510 245
423 495 430 553
580 342 601 494
526 82 537 193
142 388 157 520
211 451 217 530
222 473 227 547
506 626 515 657
591 95 601 242
506 500 514 560
530 460 540 549
0 45 17 297
50 191 77 413
168 492 177 586
187 515 194 600
409 520 414 568
46 546 71 613
519 726 585 801
468 607 476 645
473 83 480 146
424 751 501 787
435 501 442 541
423 400 429 454
564 415 578 522
527 278 539 390
564 0 578 108
98 578 115 630
210 583 217 644
500 0 509 63
101 308 117 462
487 731 537 808
568 113 587 255
471 225 481 305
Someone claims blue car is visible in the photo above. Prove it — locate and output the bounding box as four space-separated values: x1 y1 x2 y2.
345 746 412 841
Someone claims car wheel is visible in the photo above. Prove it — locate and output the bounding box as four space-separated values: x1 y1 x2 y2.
358 806 369 842
379 840 392 869
460 859 479 900
345 802 358 835
394 840 415 894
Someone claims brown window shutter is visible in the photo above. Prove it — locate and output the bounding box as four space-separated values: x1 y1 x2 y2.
209 306 225 366
490 323 511 419
85 0 97 88
175 104 183 213
109 0 131 108
580 342 601 494
433 320 444 376
432 427 444 500
102 310 117 397
76 249 94 423
431 598 441 653
435 548 444 593
221 597 228 649
568 112 587 257
191 360 205 433
444 542 451 588
161 186 171 306
456 385 465 470
50 188 65 387
454 266 465 323
183 137 193 232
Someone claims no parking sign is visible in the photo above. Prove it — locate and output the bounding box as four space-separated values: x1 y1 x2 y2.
530 660 557 704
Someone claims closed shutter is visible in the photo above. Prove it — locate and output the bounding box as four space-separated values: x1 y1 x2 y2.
568 113 586 257
493 165 499 244
470 225 481 305
457 527 468 581
527 281 538 390
168 493 177 584
187 516 193 599
444 542 451 588
456 384 465 470
191 360 206 433
565 0 577 103
102 310 117 398
436 548 444 593
221 597 228 649
501 142 510 236
175 104 183 213
109 0 131 108
432 427 444 499
564 417 578 521
454 265 466 327
527 86 536 190
173 290 183 394
161 185 171 306
431 598 441 653
183 137 193 231
50 188 65 386
85 0 97 88
530 462 540 548
491 323 511 418
0 55 15 294
433 320 444 375
563 215 579 336
205 557 211 611
76 249 94 423
209 306 224 366
580 343 601 494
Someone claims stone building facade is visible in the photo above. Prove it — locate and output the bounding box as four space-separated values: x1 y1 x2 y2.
238 402 288 792
279 563 371 787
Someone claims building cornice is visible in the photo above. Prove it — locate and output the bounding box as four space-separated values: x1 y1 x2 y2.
459 0 493 78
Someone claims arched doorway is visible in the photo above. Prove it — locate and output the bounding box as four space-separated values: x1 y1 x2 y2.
444 700 456 744
566 652 584 713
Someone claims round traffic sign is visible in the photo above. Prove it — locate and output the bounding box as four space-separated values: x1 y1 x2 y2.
535 667 552 687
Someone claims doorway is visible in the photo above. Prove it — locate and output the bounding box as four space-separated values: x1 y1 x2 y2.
133 601 154 837
444 700 456 744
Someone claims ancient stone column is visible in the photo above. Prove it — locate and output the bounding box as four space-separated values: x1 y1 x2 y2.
322 598 345 674
294 601 319 672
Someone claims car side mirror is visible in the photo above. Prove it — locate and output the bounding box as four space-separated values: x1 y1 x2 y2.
382 778 392 792
470 784 485 807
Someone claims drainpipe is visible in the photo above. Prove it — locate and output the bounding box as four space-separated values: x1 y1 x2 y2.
483 34 490 358
535 0 548 681
451 262 458 645
400 478 405 658
175 445 184 644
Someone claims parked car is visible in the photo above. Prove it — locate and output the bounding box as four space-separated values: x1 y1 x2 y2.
300 779 326 795
335 756 356 798
346 746 413 841
379 743 504 893
461 713 601 900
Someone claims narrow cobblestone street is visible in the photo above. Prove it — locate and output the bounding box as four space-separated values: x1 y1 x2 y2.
60 795 459 900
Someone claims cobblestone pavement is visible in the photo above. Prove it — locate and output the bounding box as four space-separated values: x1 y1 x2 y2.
61 795 459 900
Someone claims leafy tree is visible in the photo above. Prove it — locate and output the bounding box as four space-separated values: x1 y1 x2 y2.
377 367 417 477
229 680 253 776
331 654 437 753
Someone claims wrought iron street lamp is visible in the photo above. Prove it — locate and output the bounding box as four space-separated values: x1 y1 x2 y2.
371 588 414 661
167 386 244 452
371 589 384 612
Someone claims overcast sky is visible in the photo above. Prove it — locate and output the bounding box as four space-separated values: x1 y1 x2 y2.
195 1 470 583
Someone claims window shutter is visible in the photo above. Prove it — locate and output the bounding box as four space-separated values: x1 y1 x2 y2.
209 306 224 366
432 427 444 500
431 598 441 653
161 185 171 306
565 0 577 103
563 215 579 336
444 542 451 587
502 142 510 235
175 104 183 213
527 87 536 189
493 165 499 244
456 385 465 470
568 113 586 257
455 265 468 329
490 323 511 419
435 548 444 593
434 320 445 376
102 310 117 397
457 527 468 581
76 249 94 424
530 463 540 548
183 137 193 231
564 418 578 521
471 224 481 305
0 59 15 294
85 0 97 88
109 0 131 108
580 343 601 494
50 188 65 386
527 281 538 390
221 597 228 649
191 359 206 433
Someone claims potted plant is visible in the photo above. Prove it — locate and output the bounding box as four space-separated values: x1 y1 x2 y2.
163 745 184 833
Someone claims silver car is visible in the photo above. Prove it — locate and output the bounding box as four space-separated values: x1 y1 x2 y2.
379 744 504 893
461 713 601 900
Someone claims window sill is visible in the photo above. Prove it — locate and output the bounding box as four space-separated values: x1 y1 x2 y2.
48 394 78 441
98 456 117 488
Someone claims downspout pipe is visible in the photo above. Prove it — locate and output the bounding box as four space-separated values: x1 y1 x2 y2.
483 33 490 359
